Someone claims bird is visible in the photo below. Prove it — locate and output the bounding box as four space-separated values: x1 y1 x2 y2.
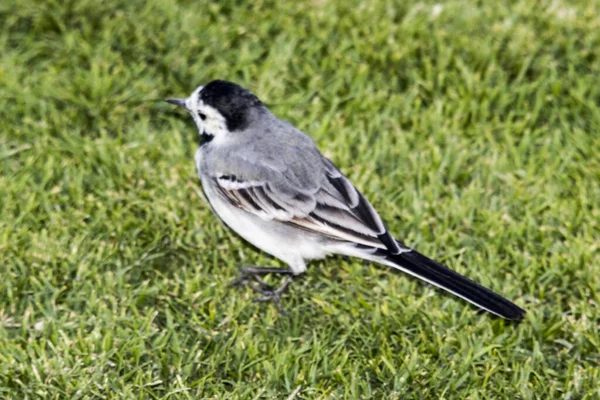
165 80 525 320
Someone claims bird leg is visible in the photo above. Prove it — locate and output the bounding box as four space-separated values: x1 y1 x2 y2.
229 265 295 314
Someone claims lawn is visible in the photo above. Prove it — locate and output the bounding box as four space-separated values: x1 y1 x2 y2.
1 0 599 398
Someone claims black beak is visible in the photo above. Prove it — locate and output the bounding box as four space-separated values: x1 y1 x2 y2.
164 98 187 109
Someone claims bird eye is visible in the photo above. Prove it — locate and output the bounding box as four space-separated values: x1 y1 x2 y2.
198 112 206 121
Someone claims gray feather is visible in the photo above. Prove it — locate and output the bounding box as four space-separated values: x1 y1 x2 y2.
199 113 401 254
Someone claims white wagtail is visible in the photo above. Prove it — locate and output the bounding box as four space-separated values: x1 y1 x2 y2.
166 80 525 320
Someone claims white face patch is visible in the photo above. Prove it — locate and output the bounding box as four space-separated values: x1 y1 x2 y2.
184 85 229 142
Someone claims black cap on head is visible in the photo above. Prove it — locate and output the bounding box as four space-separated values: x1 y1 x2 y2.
200 80 263 131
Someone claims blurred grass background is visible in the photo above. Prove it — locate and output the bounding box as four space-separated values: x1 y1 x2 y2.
1 0 599 398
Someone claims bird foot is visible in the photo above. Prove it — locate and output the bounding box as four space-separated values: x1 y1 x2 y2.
229 266 294 315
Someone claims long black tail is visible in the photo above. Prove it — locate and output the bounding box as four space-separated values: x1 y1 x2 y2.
385 250 525 320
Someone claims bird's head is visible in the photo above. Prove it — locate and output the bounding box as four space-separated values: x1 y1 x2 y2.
165 80 264 144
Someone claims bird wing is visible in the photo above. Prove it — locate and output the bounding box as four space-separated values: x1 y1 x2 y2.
209 156 407 254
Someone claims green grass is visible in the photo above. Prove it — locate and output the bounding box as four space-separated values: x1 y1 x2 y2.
1 0 599 398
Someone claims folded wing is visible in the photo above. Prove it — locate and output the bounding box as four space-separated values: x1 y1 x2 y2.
211 157 407 254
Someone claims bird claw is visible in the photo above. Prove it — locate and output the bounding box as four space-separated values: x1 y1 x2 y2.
249 276 293 315
228 272 274 291
229 266 294 315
